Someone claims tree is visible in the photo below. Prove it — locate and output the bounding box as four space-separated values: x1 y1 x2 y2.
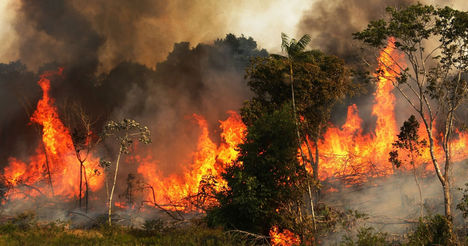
249 35 356 182
244 38 356 215
207 106 307 235
389 115 427 217
62 101 100 213
354 4 468 241
102 119 151 226
273 33 311 134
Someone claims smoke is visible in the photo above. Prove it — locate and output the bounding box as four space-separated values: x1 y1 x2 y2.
106 38 267 176
298 0 414 61
321 160 468 244
0 0 309 73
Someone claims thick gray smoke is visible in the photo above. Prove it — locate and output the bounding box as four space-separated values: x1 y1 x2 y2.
298 0 413 62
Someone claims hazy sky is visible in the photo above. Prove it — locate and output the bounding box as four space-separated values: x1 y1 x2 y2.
0 0 312 68
0 0 465 70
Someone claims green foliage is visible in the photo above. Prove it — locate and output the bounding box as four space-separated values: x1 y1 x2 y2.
278 32 312 62
244 49 355 140
389 115 427 168
10 211 37 231
341 227 390 246
407 214 452 246
102 118 151 154
207 106 307 235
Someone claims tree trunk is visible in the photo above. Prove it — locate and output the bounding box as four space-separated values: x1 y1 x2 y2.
421 112 457 243
409 148 423 218
289 60 318 232
108 145 123 226
82 164 89 213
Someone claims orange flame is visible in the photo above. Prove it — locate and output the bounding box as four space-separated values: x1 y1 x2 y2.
269 226 301 246
316 37 468 183
137 111 246 209
3 38 468 211
3 68 104 200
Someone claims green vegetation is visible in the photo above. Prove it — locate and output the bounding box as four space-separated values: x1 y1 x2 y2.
207 106 307 235
341 227 390 246
0 213 252 246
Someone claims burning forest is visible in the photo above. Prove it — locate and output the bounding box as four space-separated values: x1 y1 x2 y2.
0 0 467 245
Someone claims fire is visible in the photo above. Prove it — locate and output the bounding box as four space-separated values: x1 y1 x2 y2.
316 38 468 183
136 38 468 208
3 68 104 200
269 226 301 246
2 38 467 212
137 111 246 209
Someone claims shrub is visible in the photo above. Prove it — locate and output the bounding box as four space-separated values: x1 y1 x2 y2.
341 227 390 246
407 214 452 246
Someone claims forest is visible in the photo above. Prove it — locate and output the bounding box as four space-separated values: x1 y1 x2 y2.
0 1 467 245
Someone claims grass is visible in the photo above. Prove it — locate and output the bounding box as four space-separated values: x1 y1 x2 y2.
0 214 253 246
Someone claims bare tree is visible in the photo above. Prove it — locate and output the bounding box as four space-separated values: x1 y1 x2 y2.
102 119 151 226
62 102 100 212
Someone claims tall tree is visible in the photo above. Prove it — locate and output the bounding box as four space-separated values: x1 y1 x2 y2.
102 119 151 226
244 39 355 183
208 106 306 235
354 4 468 242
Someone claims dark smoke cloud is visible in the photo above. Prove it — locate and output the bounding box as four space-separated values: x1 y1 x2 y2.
297 0 415 130
298 0 413 63
14 0 102 74
11 0 261 73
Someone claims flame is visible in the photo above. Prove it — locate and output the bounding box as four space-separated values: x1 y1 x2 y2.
316 37 468 183
3 68 104 200
137 111 246 209
137 38 468 207
269 226 301 246
2 38 468 211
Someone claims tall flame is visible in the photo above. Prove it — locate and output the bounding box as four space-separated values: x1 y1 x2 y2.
3 68 104 199
137 110 246 208
2 38 468 211
316 38 468 183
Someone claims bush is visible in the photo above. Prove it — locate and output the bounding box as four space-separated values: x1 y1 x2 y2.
341 227 390 246
407 214 452 246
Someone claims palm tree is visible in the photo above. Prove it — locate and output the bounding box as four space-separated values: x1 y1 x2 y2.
273 33 312 125
272 33 317 230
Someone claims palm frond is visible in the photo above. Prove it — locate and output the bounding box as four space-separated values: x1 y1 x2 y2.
296 34 311 51
281 33 290 52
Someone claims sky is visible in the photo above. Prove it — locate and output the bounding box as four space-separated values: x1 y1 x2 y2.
0 0 312 67
0 0 465 71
